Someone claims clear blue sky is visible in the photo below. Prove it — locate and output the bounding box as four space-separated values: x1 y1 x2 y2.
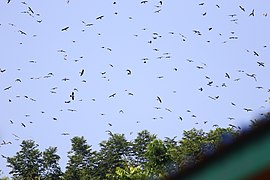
1 0 270 177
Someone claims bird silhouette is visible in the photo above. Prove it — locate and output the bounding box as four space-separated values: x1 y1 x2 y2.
239 6 245 12
244 108 253 112
80 69 85 76
225 73 230 79
70 92 75 100
96 15 104 20
61 26 69 31
126 69 131 75
109 93 116 98
157 96 162 103
253 51 259 56
249 9 255 16
257 62 265 67
4 86 12 91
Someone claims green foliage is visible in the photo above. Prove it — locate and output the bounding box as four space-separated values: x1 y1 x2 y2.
7 140 44 180
64 136 97 180
97 133 131 179
42 147 63 179
5 127 240 179
6 140 62 180
131 130 157 167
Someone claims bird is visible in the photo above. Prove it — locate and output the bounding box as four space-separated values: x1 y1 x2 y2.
28 6 34 14
225 73 230 79
157 96 162 103
62 78 70 81
231 102 236 106
53 117 57 121
141 0 148 4
108 123 112 126
202 12 207 16
239 6 245 12
96 15 104 20
246 73 257 81
18 30 27 35
109 93 116 98
199 3 204 6
244 108 253 112
126 69 131 75
207 81 213 86
253 51 259 56
229 14 237 17
61 26 69 31
61 133 69 136
257 62 265 67
0 69 6 73
4 86 12 91
80 69 85 76
70 92 75 100
165 108 172 112
21 123 26 127
7 0 11 3
249 9 255 16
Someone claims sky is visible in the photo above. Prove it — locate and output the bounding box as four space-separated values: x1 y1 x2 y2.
1 0 270 177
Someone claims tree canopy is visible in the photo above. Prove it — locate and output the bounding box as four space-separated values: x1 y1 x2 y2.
4 128 239 179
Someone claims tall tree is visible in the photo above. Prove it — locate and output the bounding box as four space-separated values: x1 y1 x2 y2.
42 147 62 179
7 140 44 180
144 139 172 178
64 136 97 180
131 130 157 167
97 133 131 179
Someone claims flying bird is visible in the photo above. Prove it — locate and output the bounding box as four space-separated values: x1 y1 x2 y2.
70 92 75 100
4 86 12 91
61 26 69 31
225 73 230 79
18 30 27 35
96 15 104 20
239 6 245 12
126 69 131 75
61 133 69 136
253 51 259 56
109 93 116 98
244 108 253 112
257 62 265 67
80 69 85 76
157 96 162 103
28 7 34 14
249 9 255 16
21 123 26 127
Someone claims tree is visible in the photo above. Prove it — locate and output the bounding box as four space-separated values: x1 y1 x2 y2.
144 139 173 178
42 147 63 179
7 140 44 180
131 130 156 167
97 133 131 179
64 136 97 180
173 128 207 170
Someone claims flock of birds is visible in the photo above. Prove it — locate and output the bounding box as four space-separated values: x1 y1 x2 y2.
1 0 270 175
